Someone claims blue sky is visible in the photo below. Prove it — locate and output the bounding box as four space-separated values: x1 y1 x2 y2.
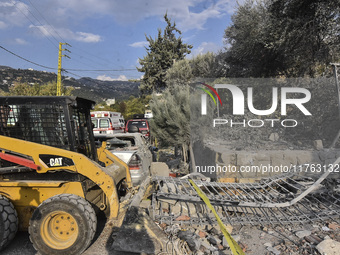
0 0 238 81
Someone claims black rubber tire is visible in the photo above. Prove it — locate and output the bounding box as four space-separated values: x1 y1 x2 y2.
0 195 18 251
28 194 97 255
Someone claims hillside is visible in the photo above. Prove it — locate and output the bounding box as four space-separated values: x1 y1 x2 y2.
72 77 140 102
0 67 140 102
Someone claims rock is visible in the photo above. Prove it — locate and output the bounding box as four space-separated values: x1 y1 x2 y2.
160 183 176 193
175 215 190 221
267 246 280 255
324 235 331 240
207 235 222 245
225 225 233 234
177 230 200 251
304 235 320 244
198 230 207 238
209 226 220 235
316 239 340 255
171 202 199 215
217 244 224 250
313 140 323 150
295 230 311 238
222 235 241 248
208 224 232 235
322 226 330 231
269 133 279 142
222 236 228 247
150 162 170 176
201 239 212 250
328 222 340 230
264 242 272 247
232 235 241 242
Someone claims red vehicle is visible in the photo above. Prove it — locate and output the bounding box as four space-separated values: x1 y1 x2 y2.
125 118 150 138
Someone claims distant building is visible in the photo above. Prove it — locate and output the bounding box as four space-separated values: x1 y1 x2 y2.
106 98 115 106
145 109 153 119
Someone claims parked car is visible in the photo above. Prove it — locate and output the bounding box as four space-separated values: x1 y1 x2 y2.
125 118 150 139
91 111 124 140
105 133 156 185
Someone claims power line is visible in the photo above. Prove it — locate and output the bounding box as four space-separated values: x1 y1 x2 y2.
26 0 65 43
0 44 138 75
65 68 136 72
18 1 98 71
63 70 82 78
10 0 58 49
17 0 60 44
22 0 101 70
24 1 119 70
13 0 139 75
0 45 56 70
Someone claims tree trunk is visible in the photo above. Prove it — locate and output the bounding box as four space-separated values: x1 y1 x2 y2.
189 142 196 172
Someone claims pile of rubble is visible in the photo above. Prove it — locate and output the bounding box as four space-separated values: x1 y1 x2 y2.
157 222 240 255
154 220 340 255
147 173 340 254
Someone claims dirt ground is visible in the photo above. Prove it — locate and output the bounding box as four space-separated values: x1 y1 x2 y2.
3 218 340 255
2 186 340 255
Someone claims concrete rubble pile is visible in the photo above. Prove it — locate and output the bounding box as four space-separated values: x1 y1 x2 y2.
145 171 340 254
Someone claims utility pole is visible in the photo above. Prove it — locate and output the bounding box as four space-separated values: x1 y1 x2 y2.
57 42 71 96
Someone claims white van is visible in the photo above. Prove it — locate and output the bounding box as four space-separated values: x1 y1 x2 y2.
91 111 125 139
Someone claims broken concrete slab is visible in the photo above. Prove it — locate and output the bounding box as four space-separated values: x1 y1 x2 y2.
295 230 311 238
267 246 281 255
151 162 170 177
316 239 340 255
313 140 323 150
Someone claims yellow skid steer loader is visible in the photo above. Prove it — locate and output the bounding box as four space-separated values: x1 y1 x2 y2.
0 96 132 255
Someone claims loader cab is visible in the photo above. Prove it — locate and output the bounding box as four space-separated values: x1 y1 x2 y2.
0 96 97 161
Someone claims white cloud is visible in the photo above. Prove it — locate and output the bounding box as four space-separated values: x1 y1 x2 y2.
0 21 7 29
14 38 27 45
28 25 102 43
190 41 222 57
0 1 30 26
176 7 221 31
129 41 149 48
50 0 237 31
75 32 102 43
97 74 128 81
116 75 128 81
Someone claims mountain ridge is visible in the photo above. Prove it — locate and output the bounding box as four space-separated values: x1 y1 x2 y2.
0 67 140 102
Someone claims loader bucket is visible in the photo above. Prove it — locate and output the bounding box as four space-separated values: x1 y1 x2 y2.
112 206 168 254
111 177 169 254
